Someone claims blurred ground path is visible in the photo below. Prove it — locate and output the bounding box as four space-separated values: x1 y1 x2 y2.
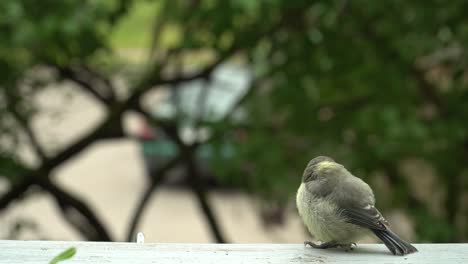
1 139 308 242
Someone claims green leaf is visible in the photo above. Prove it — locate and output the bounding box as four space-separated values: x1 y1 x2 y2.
49 247 77 264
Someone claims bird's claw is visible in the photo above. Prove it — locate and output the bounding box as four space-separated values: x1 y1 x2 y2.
341 243 357 252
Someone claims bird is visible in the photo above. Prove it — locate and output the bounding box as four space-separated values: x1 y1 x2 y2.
296 156 418 255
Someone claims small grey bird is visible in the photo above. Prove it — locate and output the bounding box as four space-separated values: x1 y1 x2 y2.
296 156 417 255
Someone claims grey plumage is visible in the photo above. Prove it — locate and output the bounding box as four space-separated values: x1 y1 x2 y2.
296 156 417 256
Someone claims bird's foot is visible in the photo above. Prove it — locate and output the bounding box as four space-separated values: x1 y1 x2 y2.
304 241 357 252
304 240 339 249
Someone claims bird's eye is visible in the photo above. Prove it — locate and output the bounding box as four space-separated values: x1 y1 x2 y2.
302 171 317 183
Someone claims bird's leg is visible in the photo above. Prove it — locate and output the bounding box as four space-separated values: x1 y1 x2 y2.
304 240 339 249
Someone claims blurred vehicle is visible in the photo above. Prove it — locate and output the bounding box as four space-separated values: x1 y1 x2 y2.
137 64 251 188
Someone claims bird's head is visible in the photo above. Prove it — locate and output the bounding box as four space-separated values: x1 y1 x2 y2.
302 156 337 183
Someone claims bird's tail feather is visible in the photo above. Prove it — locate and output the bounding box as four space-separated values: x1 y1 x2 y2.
372 229 418 256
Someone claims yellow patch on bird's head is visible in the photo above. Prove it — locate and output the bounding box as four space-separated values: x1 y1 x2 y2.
314 160 337 170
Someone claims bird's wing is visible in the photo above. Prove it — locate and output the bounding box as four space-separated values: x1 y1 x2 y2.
339 205 389 231
334 172 389 231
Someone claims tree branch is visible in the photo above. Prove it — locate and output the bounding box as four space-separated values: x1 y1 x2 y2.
0 101 123 210
35 178 113 241
1 172 113 241
125 155 181 242
125 183 155 242
184 146 226 243
10 109 47 162
54 65 113 105
147 1 170 61
0 180 34 210
4 89 47 161
137 102 227 242
79 65 116 101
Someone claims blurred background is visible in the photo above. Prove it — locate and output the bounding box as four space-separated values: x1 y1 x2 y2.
1 0 467 243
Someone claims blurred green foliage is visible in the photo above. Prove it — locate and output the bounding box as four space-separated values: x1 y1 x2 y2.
1 0 467 242
111 1 160 48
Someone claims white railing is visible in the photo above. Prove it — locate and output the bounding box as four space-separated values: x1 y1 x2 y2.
0 240 466 264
